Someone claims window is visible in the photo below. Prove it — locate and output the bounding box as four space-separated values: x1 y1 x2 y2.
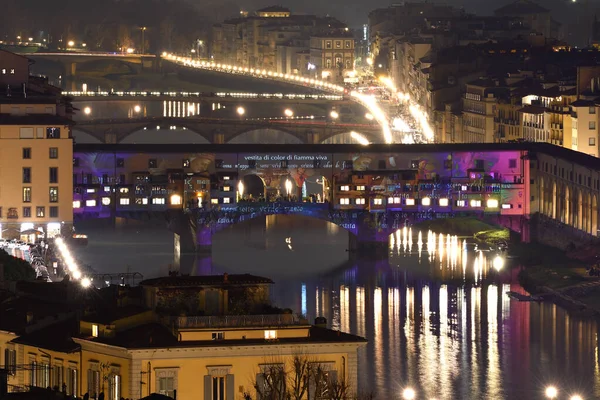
46 127 60 138
152 198 165 205
86 200 97 207
92 324 99 337
373 198 383 205
49 187 58 202
439 198 449 207
590 106 596 114
49 167 58 183
325 41 332 49
223 186 231 192
119 198 130 205
345 40 351 48
149 159 158 168
326 58 332 68
389 197 401 204
52 364 63 390
470 199 482 207
264 330 277 339
340 185 350 191
405 198 415 206
67 366 78 396
102 197 111 206
590 137 596 146
30 360 37 387
509 159 517 169
41 360 51 388
356 185 365 191
88 368 100 398
421 197 431 206
108 374 121 400
183 159 190 168
49 147 58 159
73 201 81 209
119 187 129 194
50 206 58 218
23 167 31 183
36 127 44 138
223 197 231 204
23 187 31 202
158 376 175 397
23 147 31 159
4 349 16 374
487 199 499 208
212 332 224 340
211 198 219 204
456 200 466 207
36 206 45 217
590 121 596 130
212 376 226 400
339 198 350 205
19 127 34 138
355 198 365 205
335 41 341 48
23 207 31 217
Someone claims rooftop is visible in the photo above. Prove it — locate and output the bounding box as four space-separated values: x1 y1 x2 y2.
0 114 73 125
11 320 81 353
495 0 549 16
518 104 547 114
82 305 148 325
139 273 274 287
256 6 291 13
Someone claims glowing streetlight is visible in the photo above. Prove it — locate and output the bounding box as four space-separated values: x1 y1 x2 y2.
545 386 558 399
402 388 416 400
365 113 374 120
285 179 293 196
83 107 91 115
570 395 584 400
236 106 245 116
28 37 33 42
67 40 75 47
284 108 294 117
493 255 504 271
330 110 339 119
81 277 92 288
134 105 141 113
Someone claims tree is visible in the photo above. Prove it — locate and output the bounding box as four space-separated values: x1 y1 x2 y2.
0 251 36 281
249 355 353 400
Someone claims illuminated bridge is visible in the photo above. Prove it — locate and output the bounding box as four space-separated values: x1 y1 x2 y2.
71 142 600 253
21 52 157 76
74 117 381 144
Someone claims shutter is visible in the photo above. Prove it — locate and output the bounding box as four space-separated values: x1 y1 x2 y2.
87 370 92 395
226 374 234 400
308 374 316 400
256 373 265 400
203 375 212 400
329 370 338 385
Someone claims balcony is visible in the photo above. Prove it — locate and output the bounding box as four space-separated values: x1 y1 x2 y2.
169 313 306 329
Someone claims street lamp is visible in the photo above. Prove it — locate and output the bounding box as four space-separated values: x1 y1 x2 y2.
134 105 141 113
67 40 75 47
330 110 339 119
284 108 293 117
402 388 416 400
140 27 147 54
545 386 558 399
365 112 374 120
236 106 245 116
285 179 293 197
83 107 91 115
570 395 584 400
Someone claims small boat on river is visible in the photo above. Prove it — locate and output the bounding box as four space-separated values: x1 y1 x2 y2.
506 291 543 302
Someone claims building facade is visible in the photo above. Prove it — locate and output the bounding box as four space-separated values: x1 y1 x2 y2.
0 50 74 241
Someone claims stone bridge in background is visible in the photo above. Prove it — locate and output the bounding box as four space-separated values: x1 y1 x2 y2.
74 117 383 144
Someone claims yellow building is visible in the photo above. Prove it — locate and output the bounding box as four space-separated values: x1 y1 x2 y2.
1 276 366 399
0 50 74 240
309 33 355 83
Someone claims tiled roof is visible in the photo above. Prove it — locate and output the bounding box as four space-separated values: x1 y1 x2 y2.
495 0 549 15
11 320 81 353
139 273 274 287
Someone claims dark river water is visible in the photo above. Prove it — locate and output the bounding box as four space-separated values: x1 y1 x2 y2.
73 216 600 400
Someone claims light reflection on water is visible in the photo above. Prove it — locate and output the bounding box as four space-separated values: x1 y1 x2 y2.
73 219 600 399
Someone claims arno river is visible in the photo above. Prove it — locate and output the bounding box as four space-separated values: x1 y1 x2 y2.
73 216 600 399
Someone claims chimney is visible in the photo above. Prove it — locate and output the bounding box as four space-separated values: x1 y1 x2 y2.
314 317 327 328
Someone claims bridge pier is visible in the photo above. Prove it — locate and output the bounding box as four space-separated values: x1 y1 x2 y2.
308 132 320 144
213 132 225 144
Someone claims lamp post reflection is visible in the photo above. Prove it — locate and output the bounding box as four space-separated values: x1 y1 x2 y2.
237 180 244 202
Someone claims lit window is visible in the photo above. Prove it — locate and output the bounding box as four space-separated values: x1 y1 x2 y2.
405 198 415 206
170 194 182 205
502 204 512 209
356 185 365 191
264 330 277 339
73 201 81 208
101 197 111 206
373 198 383 205
456 200 466 207
86 188 96 193
223 186 231 192
340 185 350 191
223 197 231 204
1 69 5 74
212 332 224 340
119 198 130 205
487 199 499 208
439 198 449 207
339 198 350 205
152 198 165 205
388 197 401 204
86 200 96 207
103 186 110 192
470 199 482 207
119 188 129 194
91 324 98 338
223 176 230 180
211 198 219 204
461 185 468 191
355 198 365 205
421 197 431 206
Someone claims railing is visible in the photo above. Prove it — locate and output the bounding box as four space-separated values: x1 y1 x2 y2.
169 313 305 329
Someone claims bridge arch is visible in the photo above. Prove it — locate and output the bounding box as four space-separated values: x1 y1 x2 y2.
577 188 584 230
118 122 213 143
227 128 304 144
564 184 571 225
552 181 557 219
121 127 211 144
592 194 598 236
